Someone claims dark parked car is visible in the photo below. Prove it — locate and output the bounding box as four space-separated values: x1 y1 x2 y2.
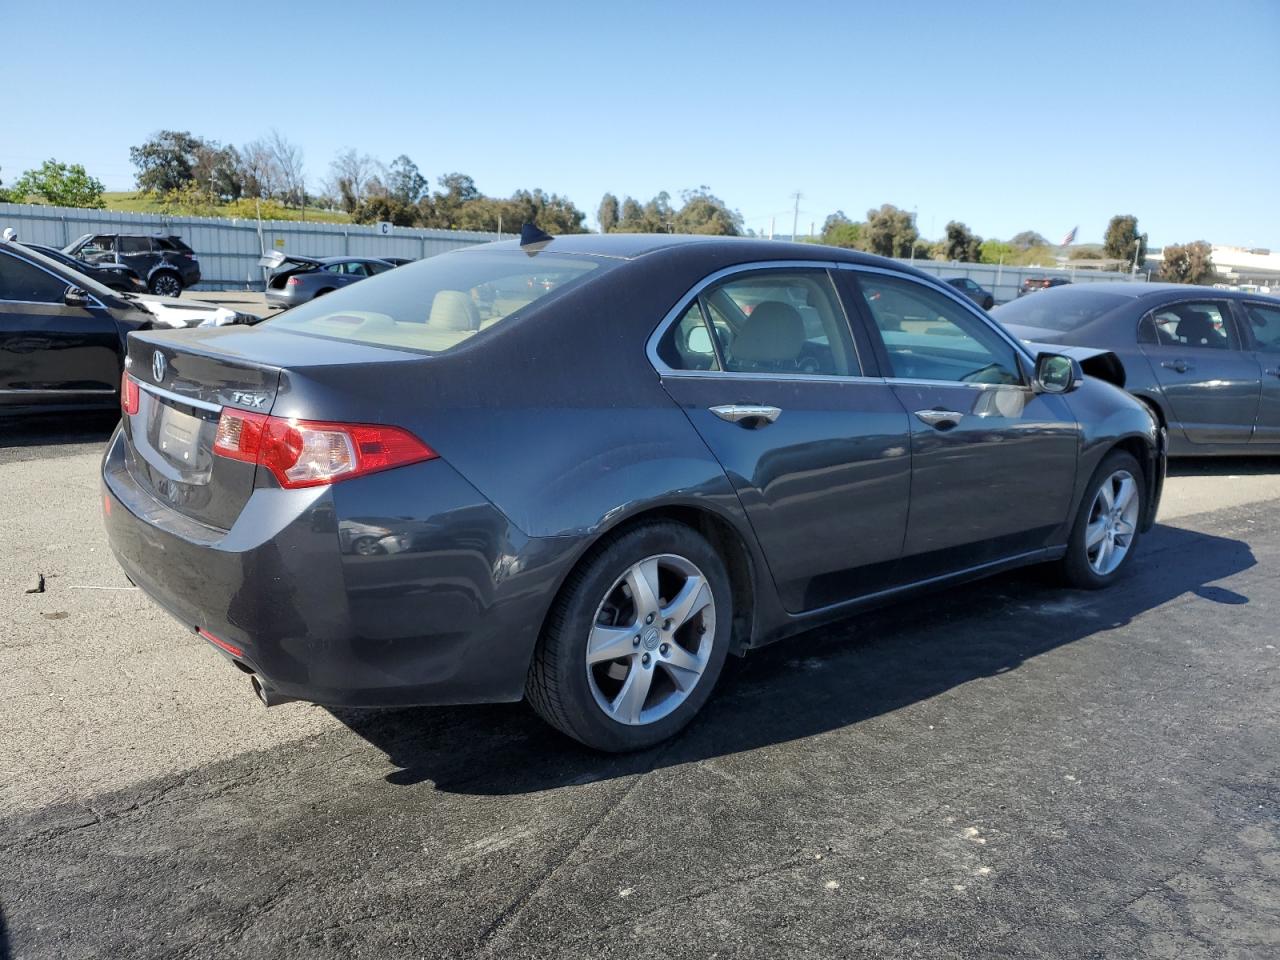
262 254 396 308
1018 276 1071 297
22 242 147 294
995 282 1280 455
945 276 995 309
0 243 155 415
102 235 1164 751
64 233 201 296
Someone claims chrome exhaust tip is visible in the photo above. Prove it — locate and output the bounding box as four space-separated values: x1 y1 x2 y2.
250 674 296 708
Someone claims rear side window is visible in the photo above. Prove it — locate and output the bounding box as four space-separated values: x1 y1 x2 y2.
658 269 860 377
117 237 151 254
0 251 70 303
1145 301 1238 350
1242 301 1280 353
266 250 609 353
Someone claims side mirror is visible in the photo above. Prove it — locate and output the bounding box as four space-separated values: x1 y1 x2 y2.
64 286 90 308
1035 352 1082 394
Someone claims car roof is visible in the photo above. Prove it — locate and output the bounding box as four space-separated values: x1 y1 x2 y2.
1026 280 1280 304
462 232 917 270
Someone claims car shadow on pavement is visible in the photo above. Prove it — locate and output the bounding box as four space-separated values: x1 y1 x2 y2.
335 519 1255 795
1168 456 1280 478
0 903 10 960
0 411 118 450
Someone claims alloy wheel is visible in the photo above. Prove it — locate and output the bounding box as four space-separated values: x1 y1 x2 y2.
151 274 181 297
1085 469 1140 576
586 553 715 726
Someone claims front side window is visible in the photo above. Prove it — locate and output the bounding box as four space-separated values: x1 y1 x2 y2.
1243 301 1280 353
658 269 859 376
858 274 1021 384
0 251 71 303
1146 301 1238 350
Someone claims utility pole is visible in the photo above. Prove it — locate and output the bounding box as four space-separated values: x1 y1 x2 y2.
769 216 775 241
790 192 802 243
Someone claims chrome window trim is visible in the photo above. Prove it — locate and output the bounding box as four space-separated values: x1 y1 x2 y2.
645 260 870 382
135 379 223 413
1 248 110 310
834 262 1037 368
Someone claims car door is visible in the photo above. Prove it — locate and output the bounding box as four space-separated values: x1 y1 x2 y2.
842 268 1081 577
1237 299 1280 444
115 235 157 276
0 248 121 408
651 264 913 613
1137 299 1260 444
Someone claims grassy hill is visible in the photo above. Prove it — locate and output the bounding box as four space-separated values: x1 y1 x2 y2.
101 192 351 224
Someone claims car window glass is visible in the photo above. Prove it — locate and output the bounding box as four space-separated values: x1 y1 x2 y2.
859 274 1021 384
322 262 343 274
117 237 150 254
1147 301 1237 350
345 262 369 277
1243 302 1280 353
267 251 608 354
0 251 71 303
657 301 720 371
367 261 392 275
694 270 858 376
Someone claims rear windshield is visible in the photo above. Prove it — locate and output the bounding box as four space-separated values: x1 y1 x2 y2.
994 288 1131 332
265 249 609 353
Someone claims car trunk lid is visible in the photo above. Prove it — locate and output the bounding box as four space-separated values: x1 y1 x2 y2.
123 332 285 531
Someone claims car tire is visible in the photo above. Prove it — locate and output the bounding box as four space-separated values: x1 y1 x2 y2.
983 295 994 310
148 272 183 297
1059 449 1145 590
527 521 733 752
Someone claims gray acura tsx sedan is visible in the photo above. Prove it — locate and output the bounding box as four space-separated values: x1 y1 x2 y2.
103 232 1165 751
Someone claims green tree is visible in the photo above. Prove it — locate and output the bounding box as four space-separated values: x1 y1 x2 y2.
619 197 644 230
386 155 428 206
673 187 741 235
943 221 983 261
597 193 620 233
130 130 206 194
351 194 416 226
1103 214 1146 268
863 203 918 257
0 166 16 202
12 160 106 208
1010 230 1048 250
979 240 1015 264
1159 241 1216 285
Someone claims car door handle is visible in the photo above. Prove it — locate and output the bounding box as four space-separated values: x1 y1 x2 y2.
914 408 964 430
709 404 782 425
1161 359 1193 373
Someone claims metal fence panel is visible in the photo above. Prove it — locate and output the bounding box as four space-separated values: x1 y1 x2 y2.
904 259 1140 305
0 202 499 290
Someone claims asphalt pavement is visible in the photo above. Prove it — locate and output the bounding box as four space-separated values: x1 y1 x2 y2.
1 417 1277 959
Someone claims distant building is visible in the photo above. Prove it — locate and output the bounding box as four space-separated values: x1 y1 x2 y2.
1145 244 1280 291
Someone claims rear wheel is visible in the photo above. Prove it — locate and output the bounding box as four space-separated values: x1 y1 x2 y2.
148 271 182 297
527 522 732 752
1059 450 1145 589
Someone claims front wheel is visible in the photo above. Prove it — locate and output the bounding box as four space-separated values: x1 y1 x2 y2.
1059 450 1144 589
527 522 733 752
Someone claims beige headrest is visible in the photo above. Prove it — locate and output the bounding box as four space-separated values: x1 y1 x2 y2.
428 290 480 331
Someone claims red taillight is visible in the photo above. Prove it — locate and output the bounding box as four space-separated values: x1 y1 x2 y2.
213 410 436 488
198 628 243 658
121 372 140 415
286 276 301 286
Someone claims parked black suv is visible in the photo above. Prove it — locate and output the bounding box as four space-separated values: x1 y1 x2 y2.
64 233 201 296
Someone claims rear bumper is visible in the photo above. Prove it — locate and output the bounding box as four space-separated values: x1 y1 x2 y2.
264 288 299 308
101 426 577 707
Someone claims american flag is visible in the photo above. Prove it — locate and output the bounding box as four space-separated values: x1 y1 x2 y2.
1061 226 1078 246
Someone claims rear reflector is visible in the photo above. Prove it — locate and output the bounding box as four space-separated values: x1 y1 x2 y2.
213 410 436 488
198 628 243 658
121 372 140 415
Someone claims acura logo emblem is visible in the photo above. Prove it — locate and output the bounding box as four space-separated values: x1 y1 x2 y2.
152 352 166 383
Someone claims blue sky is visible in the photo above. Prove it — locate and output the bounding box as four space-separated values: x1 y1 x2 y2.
4 0 1277 248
